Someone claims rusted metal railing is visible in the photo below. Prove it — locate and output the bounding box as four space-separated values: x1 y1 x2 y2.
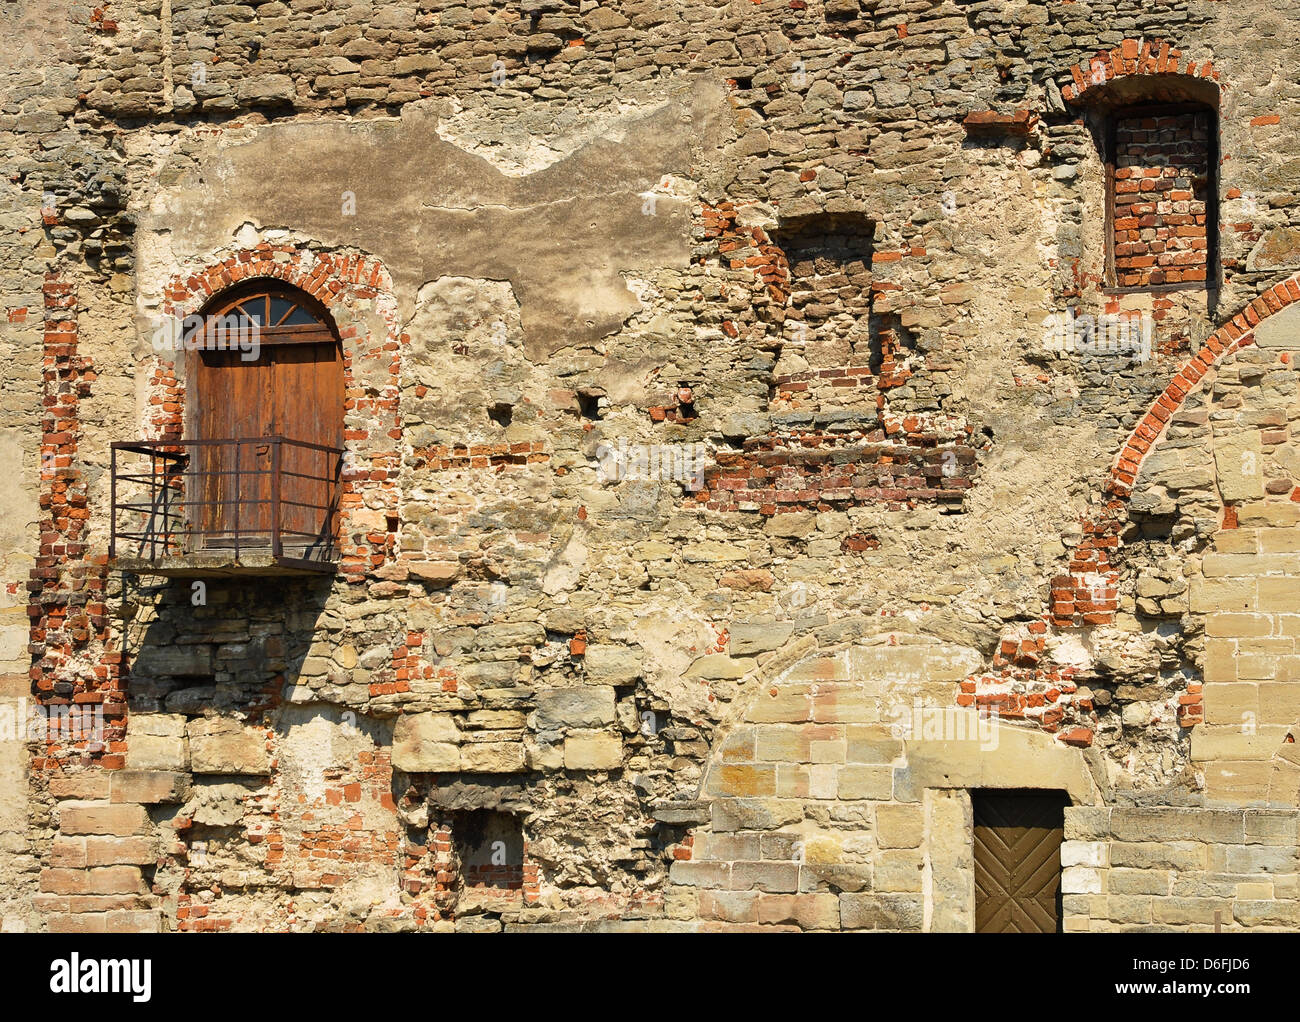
109 437 342 571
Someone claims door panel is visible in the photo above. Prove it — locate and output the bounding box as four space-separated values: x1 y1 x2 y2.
973 790 1068 933
270 341 343 549
194 348 273 543
191 289 342 557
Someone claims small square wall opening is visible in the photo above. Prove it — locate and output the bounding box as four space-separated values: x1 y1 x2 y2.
453 810 524 890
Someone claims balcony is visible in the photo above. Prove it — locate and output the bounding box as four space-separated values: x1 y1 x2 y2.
109 437 342 576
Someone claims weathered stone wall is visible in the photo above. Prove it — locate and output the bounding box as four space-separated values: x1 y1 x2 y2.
675 640 1103 931
1128 303 1300 804
4 0 1300 931
1063 806 1299 931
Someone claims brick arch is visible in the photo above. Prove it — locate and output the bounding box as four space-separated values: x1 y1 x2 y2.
961 275 1300 753
27 244 408 779
161 246 396 323
1109 273 1300 497
1060 38 1225 105
154 243 407 581
1056 275 1300 632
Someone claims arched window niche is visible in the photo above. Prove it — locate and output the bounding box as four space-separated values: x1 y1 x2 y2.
1077 74 1220 294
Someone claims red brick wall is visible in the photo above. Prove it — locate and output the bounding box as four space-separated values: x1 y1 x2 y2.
695 419 981 514
30 271 124 770
1112 110 1212 288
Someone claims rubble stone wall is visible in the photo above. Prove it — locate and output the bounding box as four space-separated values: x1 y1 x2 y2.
4 0 1300 931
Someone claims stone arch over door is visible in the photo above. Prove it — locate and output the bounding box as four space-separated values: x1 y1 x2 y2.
671 634 1103 931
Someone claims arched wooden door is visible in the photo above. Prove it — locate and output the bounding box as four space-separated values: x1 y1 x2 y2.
191 284 344 559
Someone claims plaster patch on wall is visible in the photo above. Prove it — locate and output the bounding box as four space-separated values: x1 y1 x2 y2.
140 89 728 358
435 93 666 177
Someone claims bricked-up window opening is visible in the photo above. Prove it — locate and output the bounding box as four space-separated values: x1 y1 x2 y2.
772 212 874 358
1106 104 1216 291
452 811 524 890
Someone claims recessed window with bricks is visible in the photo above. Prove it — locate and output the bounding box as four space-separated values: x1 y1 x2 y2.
1106 104 1217 291
452 810 524 891
771 212 874 353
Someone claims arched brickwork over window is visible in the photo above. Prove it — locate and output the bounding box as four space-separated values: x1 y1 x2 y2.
1059 39 1224 293
1059 38 1224 106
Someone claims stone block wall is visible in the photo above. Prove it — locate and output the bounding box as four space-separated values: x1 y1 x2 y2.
670 640 1101 931
666 643 1300 931
1062 806 1300 931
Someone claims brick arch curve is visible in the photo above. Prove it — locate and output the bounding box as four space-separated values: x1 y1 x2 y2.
1059 38 1225 105
1109 273 1300 497
960 275 1300 752
1051 275 1300 631
160 245 396 323
154 243 407 582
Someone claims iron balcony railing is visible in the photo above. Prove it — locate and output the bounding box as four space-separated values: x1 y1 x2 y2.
109 436 343 571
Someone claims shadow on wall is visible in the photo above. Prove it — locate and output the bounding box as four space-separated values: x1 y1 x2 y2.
122 574 335 716
112 572 420 929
